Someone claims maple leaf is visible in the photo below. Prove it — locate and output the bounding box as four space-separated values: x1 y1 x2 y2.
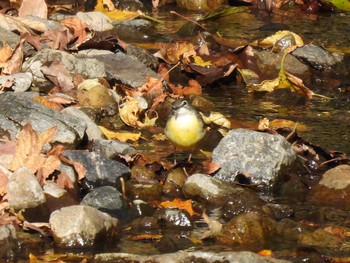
160 198 198 217
9 123 57 174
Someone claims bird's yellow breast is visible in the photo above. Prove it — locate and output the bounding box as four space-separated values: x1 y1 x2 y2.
165 111 205 148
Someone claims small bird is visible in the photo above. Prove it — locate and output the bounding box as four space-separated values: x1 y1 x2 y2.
164 99 206 150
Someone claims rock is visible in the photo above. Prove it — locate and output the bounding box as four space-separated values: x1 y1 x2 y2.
63 150 131 189
0 29 21 48
81 186 127 218
114 19 156 43
212 129 296 186
94 250 289 262
252 47 311 79
154 208 193 229
125 182 163 202
92 139 137 158
93 52 160 88
308 165 350 209
61 106 105 141
43 182 78 213
0 73 33 92
6 167 46 210
157 234 194 253
76 11 114 31
175 0 227 10
299 228 343 248
292 44 342 70
129 200 155 219
0 92 86 145
22 48 105 88
163 167 187 198
124 44 159 70
50 205 119 248
182 173 247 207
216 212 276 250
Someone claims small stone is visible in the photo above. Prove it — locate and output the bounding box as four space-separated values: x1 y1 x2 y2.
92 139 137 158
154 208 193 229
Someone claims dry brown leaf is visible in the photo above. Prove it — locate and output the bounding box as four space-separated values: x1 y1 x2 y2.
60 17 91 49
154 42 196 64
32 97 63 111
129 234 162 241
0 14 47 34
3 39 24 75
56 171 75 191
23 221 51 236
9 123 57 173
0 140 16 155
59 155 86 181
0 44 13 64
102 0 116 11
169 79 202 96
18 0 48 19
203 161 221 174
40 61 74 92
37 155 61 183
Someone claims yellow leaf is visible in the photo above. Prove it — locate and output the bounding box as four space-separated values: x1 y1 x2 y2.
94 0 140 20
137 111 158 128
160 198 198 217
193 56 212 67
99 126 140 142
200 111 231 129
252 30 304 49
119 96 141 127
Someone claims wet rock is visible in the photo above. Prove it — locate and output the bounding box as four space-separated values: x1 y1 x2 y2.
216 212 276 250
127 216 159 231
0 92 86 145
182 173 246 207
114 19 156 43
175 0 227 10
93 52 160 88
63 150 131 189
262 203 294 220
275 218 305 242
129 200 155 219
212 129 296 186
163 167 187 198
154 208 193 229
6 167 46 210
222 190 265 220
125 182 163 202
252 48 310 79
50 205 119 249
292 44 342 70
0 73 33 92
308 164 350 209
81 186 127 218
92 139 137 158
131 164 157 182
76 11 114 31
22 48 105 88
124 44 159 70
61 106 105 141
299 228 343 248
157 234 194 253
0 224 17 260
94 250 289 262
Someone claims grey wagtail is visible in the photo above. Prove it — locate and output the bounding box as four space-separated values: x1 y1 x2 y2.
164 99 206 149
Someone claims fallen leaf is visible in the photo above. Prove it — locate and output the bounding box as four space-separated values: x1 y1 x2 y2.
60 17 91 49
201 111 231 129
9 123 57 174
18 0 47 19
169 79 202 96
40 61 74 92
203 161 221 174
32 97 63 111
129 234 163 241
0 14 47 34
251 30 304 49
94 0 141 20
160 198 197 217
0 44 13 64
23 221 51 236
258 250 272 256
36 154 61 184
3 39 24 75
102 0 116 11
59 155 86 181
0 140 16 155
99 126 141 142
154 42 196 64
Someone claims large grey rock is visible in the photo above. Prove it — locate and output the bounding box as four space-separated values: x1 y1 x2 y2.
81 186 126 217
93 52 160 88
22 48 105 88
50 205 119 248
63 150 130 188
0 92 86 145
6 167 46 210
94 251 289 263
212 129 296 186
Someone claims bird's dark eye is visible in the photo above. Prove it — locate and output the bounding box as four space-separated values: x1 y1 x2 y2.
182 100 188 106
